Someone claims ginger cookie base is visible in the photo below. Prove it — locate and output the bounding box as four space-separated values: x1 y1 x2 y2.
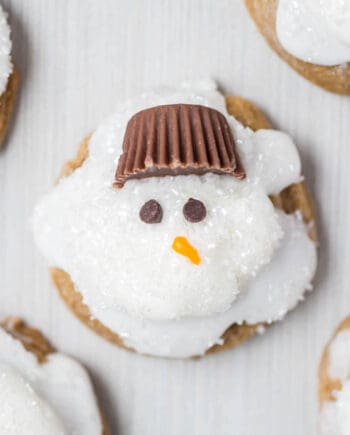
319 316 350 406
1 317 109 434
50 95 317 358
0 67 19 148
245 0 350 95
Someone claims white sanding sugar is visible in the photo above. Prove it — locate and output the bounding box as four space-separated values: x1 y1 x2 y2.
0 364 66 435
233 123 302 195
0 5 12 96
34 172 283 321
90 210 317 357
32 81 317 355
276 0 350 66
0 329 102 434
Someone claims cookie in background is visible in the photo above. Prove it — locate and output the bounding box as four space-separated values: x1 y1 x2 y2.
319 316 350 435
245 0 350 94
0 3 19 148
0 317 108 434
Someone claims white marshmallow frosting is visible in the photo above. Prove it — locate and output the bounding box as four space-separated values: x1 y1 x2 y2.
0 4 12 96
320 328 350 435
0 327 102 434
33 81 317 358
276 0 350 66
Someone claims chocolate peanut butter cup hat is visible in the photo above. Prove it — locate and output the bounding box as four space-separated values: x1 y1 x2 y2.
114 104 245 187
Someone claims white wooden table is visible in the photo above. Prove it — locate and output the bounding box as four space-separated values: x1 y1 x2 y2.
0 1 349 434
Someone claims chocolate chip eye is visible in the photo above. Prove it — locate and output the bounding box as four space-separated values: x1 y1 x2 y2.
183 198 206 223
139 200 163 224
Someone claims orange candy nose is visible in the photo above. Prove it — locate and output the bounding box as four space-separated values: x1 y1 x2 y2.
172 236 201 265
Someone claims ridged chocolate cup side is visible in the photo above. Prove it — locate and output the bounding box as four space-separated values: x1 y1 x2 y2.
114 104 245 187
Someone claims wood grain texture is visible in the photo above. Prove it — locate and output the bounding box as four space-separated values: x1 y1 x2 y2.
0 1 349 434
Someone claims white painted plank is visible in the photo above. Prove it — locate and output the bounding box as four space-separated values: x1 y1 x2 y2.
0 1 349 434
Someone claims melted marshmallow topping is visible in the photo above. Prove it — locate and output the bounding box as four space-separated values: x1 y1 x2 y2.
96 209 316 357
276 0 350 66
321 329 350 435
32 81 316 357
35 173 283 321
0 328 102 434
0 364 66 434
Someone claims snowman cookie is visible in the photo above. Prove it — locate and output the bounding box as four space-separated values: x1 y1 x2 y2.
245 0 350 94
319 316 350 434
0 4 19 148
0 317 107 434
33 81 317 358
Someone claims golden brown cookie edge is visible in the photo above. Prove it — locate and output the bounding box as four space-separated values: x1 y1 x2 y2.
50 95 317 357
0 67 20 148
245 0 350 95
